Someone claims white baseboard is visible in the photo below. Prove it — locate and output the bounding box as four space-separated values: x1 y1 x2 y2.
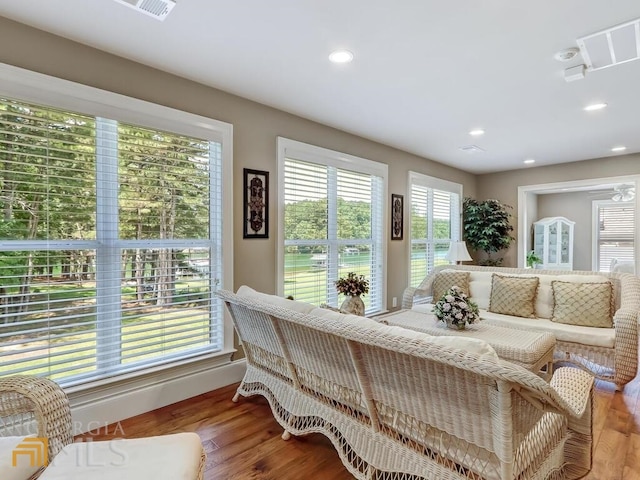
68 356 247 434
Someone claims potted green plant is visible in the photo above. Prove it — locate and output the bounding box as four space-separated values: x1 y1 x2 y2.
463 198 515 266
526 250 542 268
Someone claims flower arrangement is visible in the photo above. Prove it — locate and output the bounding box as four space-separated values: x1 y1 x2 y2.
335 272 369 297
433 285 479 329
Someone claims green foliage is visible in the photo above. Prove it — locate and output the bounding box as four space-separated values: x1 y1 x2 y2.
526 250 542 268
463 198 514 264
410 207 452 240
284 198 372 240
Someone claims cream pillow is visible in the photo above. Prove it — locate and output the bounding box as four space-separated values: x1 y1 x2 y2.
551 281 613 328
432 271 471 303
489 274 539 318
0 436 44 480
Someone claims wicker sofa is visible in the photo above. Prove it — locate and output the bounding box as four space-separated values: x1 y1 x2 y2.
219 287 595 480
403 264 640 390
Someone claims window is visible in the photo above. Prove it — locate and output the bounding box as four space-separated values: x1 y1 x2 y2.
278 138 387 314
409 172 462 287
0 65 233 387
593 200 635 272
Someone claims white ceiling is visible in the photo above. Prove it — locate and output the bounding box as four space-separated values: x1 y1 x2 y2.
1 1 639 174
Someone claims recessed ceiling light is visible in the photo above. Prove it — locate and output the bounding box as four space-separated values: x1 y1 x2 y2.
524 159 535 164
328 50 354 64
611 146 627 152
584 103 608 111
469 129 485 136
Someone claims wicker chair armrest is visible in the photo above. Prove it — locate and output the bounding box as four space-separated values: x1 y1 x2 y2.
611 307 639 387
401 287 431 309
550 367 594 419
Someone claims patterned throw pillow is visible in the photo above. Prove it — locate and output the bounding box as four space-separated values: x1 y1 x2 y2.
488 274 539 318
432 271 471 303
551 281 613 328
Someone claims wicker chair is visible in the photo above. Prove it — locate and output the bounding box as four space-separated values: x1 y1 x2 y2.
0 375 73 478
0 375 206 479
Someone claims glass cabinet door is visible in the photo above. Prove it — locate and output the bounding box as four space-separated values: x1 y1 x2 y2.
548 224 557 263
561 222 570 264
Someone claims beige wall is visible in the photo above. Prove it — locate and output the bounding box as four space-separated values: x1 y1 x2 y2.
0 17 477 324
478 154 640 267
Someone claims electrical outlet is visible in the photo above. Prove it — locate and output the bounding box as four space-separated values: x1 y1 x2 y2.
392 297 397 308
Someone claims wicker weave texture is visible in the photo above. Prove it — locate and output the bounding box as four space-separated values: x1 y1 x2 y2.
219 289 595 480
403 265 640 388
0 375 73 463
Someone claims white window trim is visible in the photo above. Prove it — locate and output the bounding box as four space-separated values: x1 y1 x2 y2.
276 137 388 311
591 199 635 271
0 63 237 402
407 171 463 286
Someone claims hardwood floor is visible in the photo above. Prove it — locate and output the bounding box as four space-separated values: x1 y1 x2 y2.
79 374 640 479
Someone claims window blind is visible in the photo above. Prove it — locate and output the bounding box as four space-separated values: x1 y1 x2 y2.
596 202 635 272
409 173 461 287
0 97 224 386
282 157 385 314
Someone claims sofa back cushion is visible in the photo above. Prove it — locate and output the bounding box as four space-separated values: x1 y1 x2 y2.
465 270 613 319
431 271 471 303
488 274 539 318
551 280 614 328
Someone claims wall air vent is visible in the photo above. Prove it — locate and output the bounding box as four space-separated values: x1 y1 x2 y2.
577 18 640 71
113 0 176 21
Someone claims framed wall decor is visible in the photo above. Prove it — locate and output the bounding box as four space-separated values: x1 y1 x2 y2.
243 168 269 239
391 193 404 240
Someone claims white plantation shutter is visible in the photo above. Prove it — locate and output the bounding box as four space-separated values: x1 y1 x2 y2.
279 138 387 314
0 94 228 387
595 201 635 272
409 172 462 287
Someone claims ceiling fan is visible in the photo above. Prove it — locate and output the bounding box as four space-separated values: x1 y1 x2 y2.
612 184 635 202
588 184 635 202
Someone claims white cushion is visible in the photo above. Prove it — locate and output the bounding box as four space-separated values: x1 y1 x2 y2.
411 303 435 314
467 271 494 310
40 432 202 480
310 306 498 360
0 435 43 480
481 310 615 348
236 285 316 314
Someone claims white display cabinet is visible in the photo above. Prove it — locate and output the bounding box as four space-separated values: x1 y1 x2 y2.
533 216 575 270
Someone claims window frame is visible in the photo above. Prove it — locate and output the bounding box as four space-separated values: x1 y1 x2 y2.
0 62 235 387
591 199 635 272
276 137 388 314
408 171 463 287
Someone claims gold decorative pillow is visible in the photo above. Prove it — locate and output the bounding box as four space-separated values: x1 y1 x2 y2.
488 274 539 318
432 271 471 303
551 281 613 328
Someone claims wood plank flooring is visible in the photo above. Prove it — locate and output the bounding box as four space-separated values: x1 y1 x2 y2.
79 374 640 479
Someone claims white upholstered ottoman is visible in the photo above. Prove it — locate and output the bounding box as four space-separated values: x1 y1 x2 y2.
39 432 204 480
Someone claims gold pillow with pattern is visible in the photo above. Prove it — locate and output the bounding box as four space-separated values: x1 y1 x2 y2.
488 274 539 318
551 281 613 328
432 271 471 303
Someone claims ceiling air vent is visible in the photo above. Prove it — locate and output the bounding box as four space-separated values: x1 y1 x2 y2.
459 145 485 154
113 0 176 21
577 18 640 71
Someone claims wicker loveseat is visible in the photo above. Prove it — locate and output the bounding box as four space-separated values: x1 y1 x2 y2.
403 265 640 390
219 287 595 480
